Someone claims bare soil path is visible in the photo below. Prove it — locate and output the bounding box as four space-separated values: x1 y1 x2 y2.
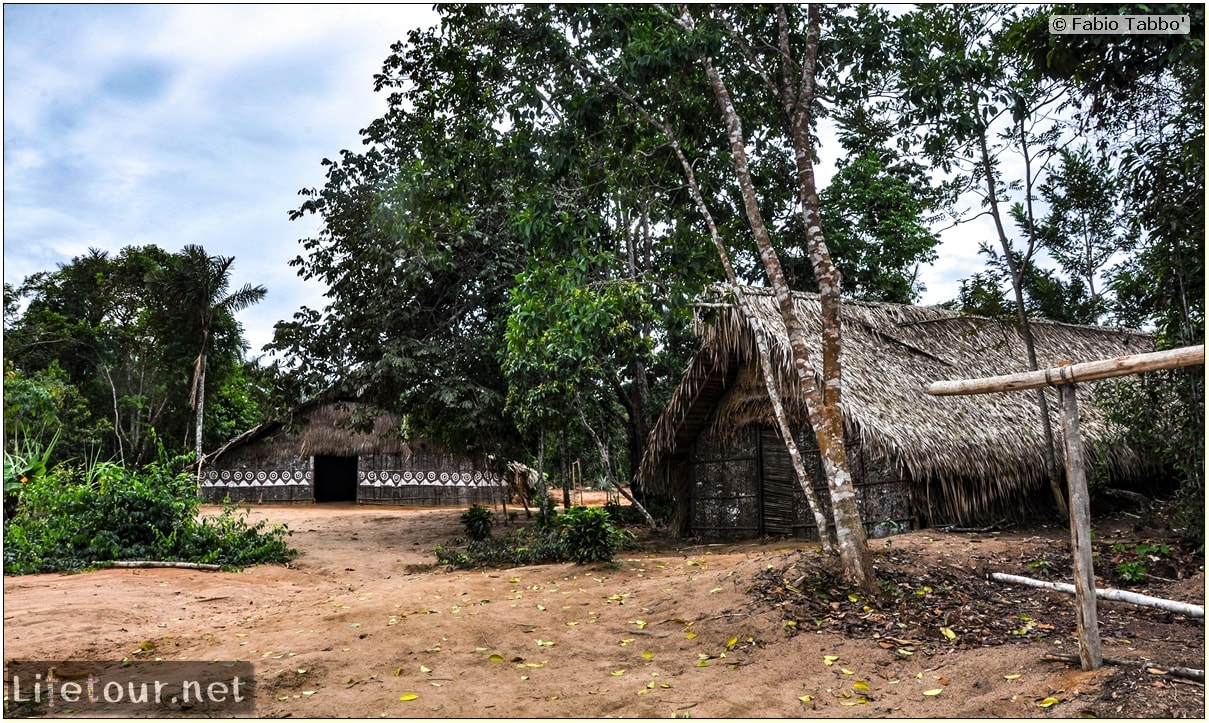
4 497 1203 718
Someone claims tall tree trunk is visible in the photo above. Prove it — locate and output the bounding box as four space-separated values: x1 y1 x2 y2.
778 4 872 585
565 27 834 551
194 350 207 476
974 116 1066 517
695 9 874 593
575 394 658 530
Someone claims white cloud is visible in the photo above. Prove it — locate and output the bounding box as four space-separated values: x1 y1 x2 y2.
4 4 439 356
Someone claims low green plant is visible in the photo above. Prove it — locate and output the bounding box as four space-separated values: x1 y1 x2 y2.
433 504 636 569
1108 541 1171 585
460 504 494 541
1115 560 1148 583
561 505 621 564
534 492 559 531
3 453 294 574
1026 559 1055 577
3 427 61 518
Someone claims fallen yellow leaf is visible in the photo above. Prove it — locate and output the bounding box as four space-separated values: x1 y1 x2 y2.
399 693 418 701
1003 674 1021 680
725 636 738 649
823 655 839 666
611 670 626 677
641 651 655 660
798 695 813 703
940 627 957 640
1037 697 1060 708
488 654 505 662
923 689 943 696
853 681 870 691
841 668 855 675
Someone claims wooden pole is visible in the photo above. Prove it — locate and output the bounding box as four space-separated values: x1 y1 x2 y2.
1058 382 1102 670
926 345 1204 397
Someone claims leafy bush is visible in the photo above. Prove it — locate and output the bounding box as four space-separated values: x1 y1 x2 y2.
1115 560 1148 583
434 505 635 569
561 505 620 564
460 504 494 541
534 491 559 531
3 454 294 574
434 527 567 568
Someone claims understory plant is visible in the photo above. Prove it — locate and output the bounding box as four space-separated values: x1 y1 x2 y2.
460 504 494 541
435 505 635 569
3 451 294 574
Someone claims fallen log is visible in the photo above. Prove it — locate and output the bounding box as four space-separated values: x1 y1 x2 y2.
92 560 223 571
990 572 1204 618
1043 653 1204 683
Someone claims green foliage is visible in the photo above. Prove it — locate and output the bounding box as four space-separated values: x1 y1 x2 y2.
5 245 268 467
1096 370 1204 543
1114 560 1147 584
533 491 560 533
560 505 622 564
3 456 294 574
3 425 61 518
1110 541 1173 584
434 505 636 569
434 527 568 569
812 144 940 304
460 504 494 541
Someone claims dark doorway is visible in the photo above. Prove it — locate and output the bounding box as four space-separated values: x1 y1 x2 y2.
313 455 358 502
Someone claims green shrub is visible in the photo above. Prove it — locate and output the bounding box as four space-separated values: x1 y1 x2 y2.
560 505 620 564
3 455 294 574
534 492 559 531
433 504 637 569
434 527 567 568
460 504 494 541
1115 560 1148 583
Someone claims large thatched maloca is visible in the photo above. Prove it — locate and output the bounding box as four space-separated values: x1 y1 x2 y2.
201 400 506 506
639 286 1155 541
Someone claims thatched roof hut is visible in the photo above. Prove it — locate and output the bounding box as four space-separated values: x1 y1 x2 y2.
639 286 1153 538
201 399 506 506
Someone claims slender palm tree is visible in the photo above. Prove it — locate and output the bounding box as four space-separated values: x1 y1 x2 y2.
149 246 266 473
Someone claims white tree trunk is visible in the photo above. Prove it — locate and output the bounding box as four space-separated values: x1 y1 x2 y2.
990 572 1205 618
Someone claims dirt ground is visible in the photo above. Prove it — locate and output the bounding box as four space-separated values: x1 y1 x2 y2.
3 493 1204 718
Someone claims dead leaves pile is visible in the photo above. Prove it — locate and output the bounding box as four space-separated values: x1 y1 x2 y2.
749 546 1078 655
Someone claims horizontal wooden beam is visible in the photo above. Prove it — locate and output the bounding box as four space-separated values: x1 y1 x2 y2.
926 345 1204 397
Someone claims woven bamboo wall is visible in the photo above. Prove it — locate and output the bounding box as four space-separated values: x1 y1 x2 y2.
684 425 914 541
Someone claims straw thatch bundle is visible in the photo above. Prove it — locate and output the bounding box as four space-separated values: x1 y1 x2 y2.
640 285 1154 526
206 401 414 468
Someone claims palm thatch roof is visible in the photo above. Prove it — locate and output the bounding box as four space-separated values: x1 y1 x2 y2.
204 399 414 467
640 285 1154 523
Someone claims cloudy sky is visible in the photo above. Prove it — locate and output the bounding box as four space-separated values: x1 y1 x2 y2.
4 4 983 361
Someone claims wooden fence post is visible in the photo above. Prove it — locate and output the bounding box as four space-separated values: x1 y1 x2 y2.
1058 382 1102 670
925 346 1204 672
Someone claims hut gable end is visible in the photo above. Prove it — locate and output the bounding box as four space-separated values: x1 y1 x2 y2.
201 401 506 506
